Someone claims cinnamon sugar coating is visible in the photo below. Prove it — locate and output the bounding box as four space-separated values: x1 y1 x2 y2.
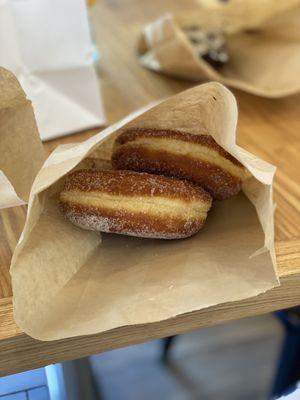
59 169 212 239
112 128 247 200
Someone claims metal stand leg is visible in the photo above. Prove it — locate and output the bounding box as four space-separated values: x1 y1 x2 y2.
161 335 177 363
271 308 300 398
46 357 100 400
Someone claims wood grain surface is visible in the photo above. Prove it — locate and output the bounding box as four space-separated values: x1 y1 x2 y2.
0 0 299 376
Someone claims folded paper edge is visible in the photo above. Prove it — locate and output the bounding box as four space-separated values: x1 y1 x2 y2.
139 14 220 81
0 67 45 208
0 171 26 209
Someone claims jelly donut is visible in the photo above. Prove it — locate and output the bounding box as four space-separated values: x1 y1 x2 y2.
112 128 248 200
59 169 212 239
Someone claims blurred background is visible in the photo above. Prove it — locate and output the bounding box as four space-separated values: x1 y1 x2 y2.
0 315 285 400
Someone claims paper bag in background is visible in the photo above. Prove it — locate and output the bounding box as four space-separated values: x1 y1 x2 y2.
11 82 278 341
177 0 300 34
0 0 105 140
138 1 300 97
0 67 44 209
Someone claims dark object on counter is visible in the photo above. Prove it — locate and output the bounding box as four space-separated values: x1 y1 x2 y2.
161 335 177 363
183 26 229 68
271 307 300 398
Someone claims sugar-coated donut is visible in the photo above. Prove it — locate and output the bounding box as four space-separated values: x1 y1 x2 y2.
112 128 248 200
59 169 212 239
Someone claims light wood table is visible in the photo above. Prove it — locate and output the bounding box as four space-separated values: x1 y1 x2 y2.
0 0 300 377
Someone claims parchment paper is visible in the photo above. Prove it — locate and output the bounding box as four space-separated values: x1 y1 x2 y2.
0 67 44 208
11 82 278 341
138 2 300 98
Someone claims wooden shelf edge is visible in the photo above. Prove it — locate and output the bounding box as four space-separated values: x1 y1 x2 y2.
1 261 300 377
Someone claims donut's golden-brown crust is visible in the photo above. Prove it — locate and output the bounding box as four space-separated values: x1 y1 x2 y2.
112 128 246 200
115 128 243 167
63 169 211 203
112 146 241 200
59 202 206 239
59 169 212 239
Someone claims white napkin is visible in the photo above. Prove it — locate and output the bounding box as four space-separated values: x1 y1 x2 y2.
0 0 105 140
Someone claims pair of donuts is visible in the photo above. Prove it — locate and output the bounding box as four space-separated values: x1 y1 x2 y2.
59 128 247 239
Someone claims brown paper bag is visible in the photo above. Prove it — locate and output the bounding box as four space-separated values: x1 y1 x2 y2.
0 67 45 208
11 82 278 341
176 0 300 34
138 3 300 98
